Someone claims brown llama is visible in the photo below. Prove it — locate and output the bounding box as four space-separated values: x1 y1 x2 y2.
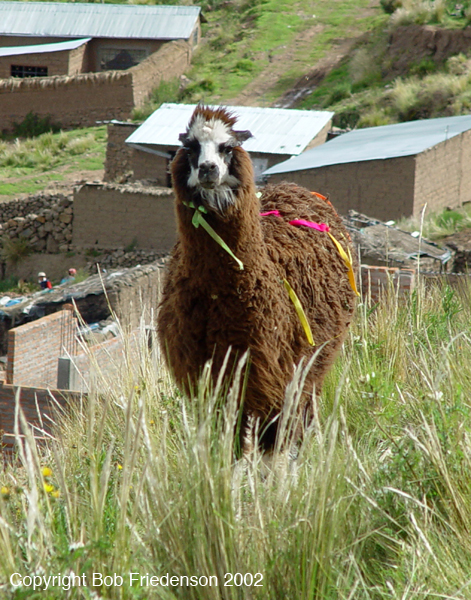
157 105 358 451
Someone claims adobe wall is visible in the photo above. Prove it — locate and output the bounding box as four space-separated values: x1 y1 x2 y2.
415 129 471 215
130 40 192 108
104 122 138 182
130 147 174 186
267 156 416 220
0 385 73 452
72 183 176 252
0 49 67 79
6 309 78 389
0 40 191 132
87 38 163 72
0 70 134 131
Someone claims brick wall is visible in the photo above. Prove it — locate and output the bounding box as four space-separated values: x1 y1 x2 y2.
0 49 71 79
361 265 416 303
72 183 177 252
0 385 74 452
267 156 417 220
0 40 191 132
0 70 135 131
415 129 471 215
70 330 140 392
104 122 138 182
6 309 78 388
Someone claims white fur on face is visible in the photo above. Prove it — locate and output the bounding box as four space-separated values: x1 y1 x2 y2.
186 115 240 213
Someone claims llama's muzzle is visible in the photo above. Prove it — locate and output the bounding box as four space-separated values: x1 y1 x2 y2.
198 161 219 188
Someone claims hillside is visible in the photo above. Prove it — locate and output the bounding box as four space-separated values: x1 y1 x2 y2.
2 0 471 200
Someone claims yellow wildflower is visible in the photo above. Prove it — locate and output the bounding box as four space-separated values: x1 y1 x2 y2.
1 486 10 498
42 467 53 478
44 483 54 494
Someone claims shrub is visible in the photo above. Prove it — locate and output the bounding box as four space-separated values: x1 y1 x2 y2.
380 0 403 13
1 236 32 266
12 111 61 139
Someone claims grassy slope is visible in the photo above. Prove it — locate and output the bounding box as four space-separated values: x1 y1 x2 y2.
2 283 471 598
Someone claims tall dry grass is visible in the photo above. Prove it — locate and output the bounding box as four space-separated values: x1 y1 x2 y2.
2 280 471 598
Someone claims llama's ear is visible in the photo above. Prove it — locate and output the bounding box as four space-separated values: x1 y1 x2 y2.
179 132 189 145
234 130 253 144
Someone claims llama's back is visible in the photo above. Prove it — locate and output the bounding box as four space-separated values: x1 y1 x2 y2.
260 182 357 386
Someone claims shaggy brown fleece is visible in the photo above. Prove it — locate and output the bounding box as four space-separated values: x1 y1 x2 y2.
158 113 357 450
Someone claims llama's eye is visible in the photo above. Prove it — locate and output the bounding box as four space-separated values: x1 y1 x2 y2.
219 144 233 156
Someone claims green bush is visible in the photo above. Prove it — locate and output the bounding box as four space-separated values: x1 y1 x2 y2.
11 111 61 139
380 0 403 13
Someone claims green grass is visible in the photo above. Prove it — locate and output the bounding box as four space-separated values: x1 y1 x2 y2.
398 203 471 240
0 126 106 198
3 282 471 597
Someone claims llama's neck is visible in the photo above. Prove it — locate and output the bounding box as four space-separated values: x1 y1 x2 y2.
175 183 265 274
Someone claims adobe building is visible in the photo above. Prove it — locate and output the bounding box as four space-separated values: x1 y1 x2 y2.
264 115 471 221
118 103 334 185
0 2 201 78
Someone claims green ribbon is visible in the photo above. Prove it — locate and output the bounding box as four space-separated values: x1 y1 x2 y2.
184 201 244 271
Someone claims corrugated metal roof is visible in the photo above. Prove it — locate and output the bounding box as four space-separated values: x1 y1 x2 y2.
0 37 91 58
125 103 334 156
0 2 200 40
264 114 471 175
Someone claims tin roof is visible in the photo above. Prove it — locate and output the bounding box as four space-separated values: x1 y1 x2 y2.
0 37 91 58
125 103 334 156
0 2 201 40
264 114 471 175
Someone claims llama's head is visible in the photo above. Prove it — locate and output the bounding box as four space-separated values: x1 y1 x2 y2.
178 105 253 214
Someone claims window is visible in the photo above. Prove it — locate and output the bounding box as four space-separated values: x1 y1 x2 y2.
11 65 48 78
99 48 147 71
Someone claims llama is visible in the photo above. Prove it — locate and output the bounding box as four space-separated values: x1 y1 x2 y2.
158 105 358 451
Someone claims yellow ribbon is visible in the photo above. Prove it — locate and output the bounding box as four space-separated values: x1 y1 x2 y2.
327 232 360 297
283 279 315 346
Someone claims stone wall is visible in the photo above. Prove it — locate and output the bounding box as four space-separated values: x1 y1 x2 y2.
0 191 74 254
0 40 191 132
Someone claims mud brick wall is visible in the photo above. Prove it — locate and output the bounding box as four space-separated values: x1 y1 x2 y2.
0 44 88 79
104 122 138 182
0 70 134 131
414 129 471 215
130 40 192 108
0 385 75 452
361 265 416 303
71 330 140 393
72 183 176 252
6 309 78 389
267 156 417 220
0 40 191 132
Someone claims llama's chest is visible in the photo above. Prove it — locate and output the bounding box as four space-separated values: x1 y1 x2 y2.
158 269 291 361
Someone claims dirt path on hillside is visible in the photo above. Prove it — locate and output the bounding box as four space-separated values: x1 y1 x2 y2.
227 1 379 108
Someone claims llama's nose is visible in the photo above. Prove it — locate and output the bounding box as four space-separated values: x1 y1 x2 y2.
198 161 219 185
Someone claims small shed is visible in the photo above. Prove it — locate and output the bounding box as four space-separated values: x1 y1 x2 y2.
124 103 334 185
264 115 471 221
0 2 201 77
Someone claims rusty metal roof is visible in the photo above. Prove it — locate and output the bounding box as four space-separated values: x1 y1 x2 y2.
125 103 334 156
264 114 471 175
0 2 201 40
0 37 91 57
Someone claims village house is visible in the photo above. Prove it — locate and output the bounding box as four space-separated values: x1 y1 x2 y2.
263 114 471 221
106 103 334 185
0 1 201 77
0 2 201 131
